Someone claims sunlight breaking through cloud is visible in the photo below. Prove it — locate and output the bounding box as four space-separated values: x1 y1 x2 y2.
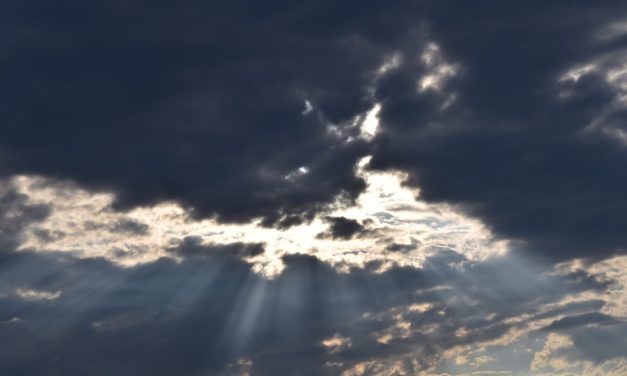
2 3 627 375
12 159 505 277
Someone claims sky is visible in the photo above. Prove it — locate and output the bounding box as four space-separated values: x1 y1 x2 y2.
1 1 627 375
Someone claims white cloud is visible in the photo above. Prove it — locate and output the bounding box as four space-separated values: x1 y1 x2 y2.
16 288 61 301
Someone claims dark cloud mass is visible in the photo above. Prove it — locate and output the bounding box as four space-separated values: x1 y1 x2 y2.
2 1 627 375
0 0 423 226
369 0 627 260
1 0 626 260
318 216 368 240
1 1 625 259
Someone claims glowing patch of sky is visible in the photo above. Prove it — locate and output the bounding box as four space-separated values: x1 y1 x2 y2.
13 155 505 277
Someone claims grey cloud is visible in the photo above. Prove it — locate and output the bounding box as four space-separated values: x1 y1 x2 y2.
543 312 620 332
0 182 50 253
2 2 627 374
0 0 432 226
369 1 627 261
317 216 369 240
2 0 623 262
0 243 622 375
168 236 265 259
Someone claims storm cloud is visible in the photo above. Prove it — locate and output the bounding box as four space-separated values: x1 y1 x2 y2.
2 1 626 261
369 0 627 260
1 1 627 375
0 0 421 226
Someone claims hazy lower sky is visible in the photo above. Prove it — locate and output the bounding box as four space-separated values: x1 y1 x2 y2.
1 1 627 375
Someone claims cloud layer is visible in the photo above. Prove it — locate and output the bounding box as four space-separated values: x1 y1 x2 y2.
369 1 627 260
1 1 627 375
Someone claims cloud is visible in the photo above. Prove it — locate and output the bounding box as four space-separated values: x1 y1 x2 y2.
0 0 437 227
367 1 627 261
0 235 624 375
317 216 369 240
0 182 50 253
3 1 623 262
1 2 627 375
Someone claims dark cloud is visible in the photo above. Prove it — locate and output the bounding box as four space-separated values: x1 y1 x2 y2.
317 216 368 240
2 1 623 260
368 0 627 261
543 312 619 332
2 1 627 374
0 0 434 226
386 238 420 253
534 311 627 365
